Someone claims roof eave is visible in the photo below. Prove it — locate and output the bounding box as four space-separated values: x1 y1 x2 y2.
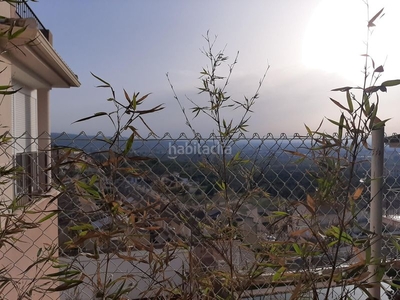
0 24 80 88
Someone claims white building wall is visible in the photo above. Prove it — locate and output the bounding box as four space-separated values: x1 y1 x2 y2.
61 249 189 300
12 83 38 153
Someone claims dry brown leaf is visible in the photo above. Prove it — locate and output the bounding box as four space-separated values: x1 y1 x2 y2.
289 228 310 237
307 194 316 213
353 186 364 200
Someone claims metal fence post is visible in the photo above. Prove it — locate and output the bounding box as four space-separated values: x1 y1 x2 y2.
368 126 384 299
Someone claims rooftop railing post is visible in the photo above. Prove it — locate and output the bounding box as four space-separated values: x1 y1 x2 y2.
368 126 384 299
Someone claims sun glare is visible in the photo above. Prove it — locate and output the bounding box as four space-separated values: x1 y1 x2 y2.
302 0 375 81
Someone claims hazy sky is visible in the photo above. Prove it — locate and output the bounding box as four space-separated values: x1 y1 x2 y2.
32 0 400 137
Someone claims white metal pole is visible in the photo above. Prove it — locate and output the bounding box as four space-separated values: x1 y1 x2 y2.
368 126 384 299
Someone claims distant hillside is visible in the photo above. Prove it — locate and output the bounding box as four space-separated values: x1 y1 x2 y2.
51 132 111 151
50 132 377 160
51 132 287 157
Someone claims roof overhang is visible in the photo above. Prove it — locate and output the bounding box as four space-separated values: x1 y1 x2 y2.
0 24 80 89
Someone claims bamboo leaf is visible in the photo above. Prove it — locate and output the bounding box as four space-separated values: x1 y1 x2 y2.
381 79 400 87
272 211 289 217
73 112 108 124
115 252 147 263
91 72 111 87
353 187 363 200
289 228 309 237
331 86 352 92
327 118 349 130
292 243 302 255
89 175 98 186
124 133 135 155
306 194 315 213
364 94 370 114
9 25 27 40
284 150 307 158
123 89 131 104
38 211 57 223
48 280 83 292
338 113 345 140
45 269 81 278
216 181 226 191
346 90 353 113
290 282 303 300
330 98 350 113
374 65 384 73
391 237 400 253
0 85 13 90
137 93 151 103
372 119 390 130
365 86 381 93
138 116 154 137
304 124 313 136
272 266 286 281
135 104 164 115
0 89 21 95
368 8 384 27
69 223 94 231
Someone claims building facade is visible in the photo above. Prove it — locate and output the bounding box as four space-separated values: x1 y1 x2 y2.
0 2 80 299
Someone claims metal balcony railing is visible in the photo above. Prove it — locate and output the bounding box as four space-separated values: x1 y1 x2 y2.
15 1 46 31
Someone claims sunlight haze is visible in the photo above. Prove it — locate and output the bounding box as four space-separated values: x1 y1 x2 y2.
31 0 400 137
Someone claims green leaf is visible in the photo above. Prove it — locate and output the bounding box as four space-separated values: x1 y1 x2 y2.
330 98 350 113
0 87 21 95
91 72 111 87
338 113 345 140
69 224 94 231
9 25 27 40
216 181 226 191
45 269 81 278
124 133 134 155
0 85 13 90
293 243 302 255
327 240 338 248
372 119 390 130
89 175 98 186
384 279 400 291
272 266 286 281
304 124 313 136
38 211 57 223
73 112 108 123
331 86 352 92
363 94 370 114
327 226 353 244
381 79 400 87
47 280 83 292
346 91 353 113
392 237 400 253
272 211 289 217
326 118 349 130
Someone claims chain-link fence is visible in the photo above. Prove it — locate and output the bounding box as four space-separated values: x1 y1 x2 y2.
2 132 400 299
